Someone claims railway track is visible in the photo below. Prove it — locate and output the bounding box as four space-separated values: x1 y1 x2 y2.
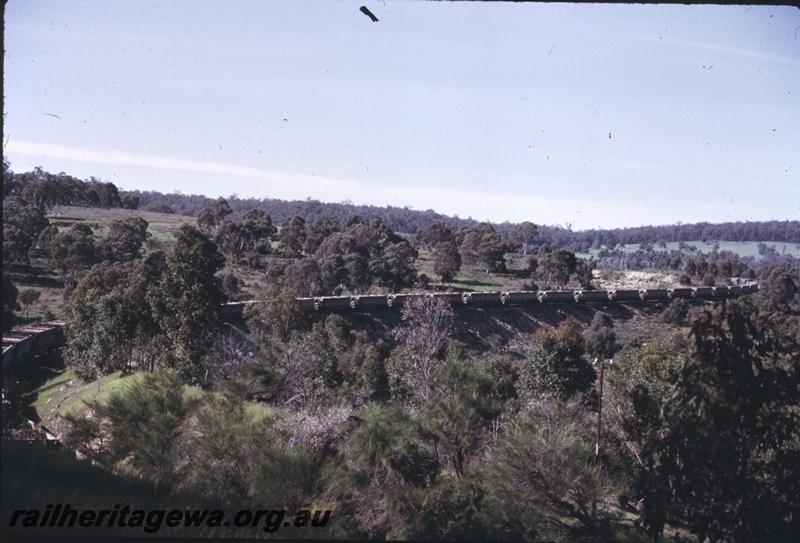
4 283 759 369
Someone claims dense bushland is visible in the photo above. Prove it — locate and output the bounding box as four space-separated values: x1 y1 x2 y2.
4 161 800 541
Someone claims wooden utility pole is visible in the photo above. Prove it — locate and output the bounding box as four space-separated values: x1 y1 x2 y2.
594 357 609 460
592 357 612 520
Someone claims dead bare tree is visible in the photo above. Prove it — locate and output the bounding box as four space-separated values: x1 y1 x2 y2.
392 295 454 404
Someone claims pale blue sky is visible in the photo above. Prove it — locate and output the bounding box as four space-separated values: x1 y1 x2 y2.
4 1 799 229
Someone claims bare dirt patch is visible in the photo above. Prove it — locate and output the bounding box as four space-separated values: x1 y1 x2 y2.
592 270 679 291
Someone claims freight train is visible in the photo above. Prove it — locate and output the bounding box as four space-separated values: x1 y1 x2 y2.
3 283 759 369
295 283 759 312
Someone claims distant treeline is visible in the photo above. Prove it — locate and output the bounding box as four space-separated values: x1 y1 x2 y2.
5 162 799 245
131 190 478 235
130 189 800 246
553 221 800 250
3 165 139 210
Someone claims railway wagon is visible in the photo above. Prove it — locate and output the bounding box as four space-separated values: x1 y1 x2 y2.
645 288 671 301
2 321 65 370
434 292 464 305
351 295 391 310
461 292 502 306
308 296 351 311
29 325 60 352
537 290 576 303
693 287 715 299
2 332 34 368
611 289 645 302
669 288 696 300
299 298 317 311
504 291 540 305
711 286 730 298
741 284 759 295
577 290 611 303
385 293 412 308
221 301 251 319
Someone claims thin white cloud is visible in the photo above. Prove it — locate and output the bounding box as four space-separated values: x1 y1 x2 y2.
7 140 275 180
4 140 783 229
622 32 797 66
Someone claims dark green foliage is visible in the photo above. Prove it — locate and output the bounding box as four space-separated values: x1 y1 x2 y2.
323 403 440 538
635 302 800 542
2 275 19 332
335 333 390 404
63 374 318 514
3 222 33 266
121 193 139 209
433 240 462 282
65 225 225 382
303 215 337 254
480 354 519 408
220 271 240 299
573 256 595 288
378 240 418 291
312 218 416 293
509 221 539 255
3 196 49 266
214 208 276 263
393 475 492 541
44 223 97 290
481 402 606 541
250 437 319 512
537 247 577 288
278 215 307 255
605 332 692 471
65 373 187 486
517 322 595 403
10 169 115 209
149 225 226 382
460 222 505 273
98 217 149 262
421 357 501 476
415 221 455 249
584 311 617 361
244 283 309 342
661 297 689 325
64 261 162 379
146 202 175 214
316 250 347 294
758 261 798 312
183 391 317 510
196 196 232 234
18 288 40 318
282 256 323 296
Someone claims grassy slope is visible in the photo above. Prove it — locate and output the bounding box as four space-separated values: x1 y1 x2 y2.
48 204 196 240
9 206 195 321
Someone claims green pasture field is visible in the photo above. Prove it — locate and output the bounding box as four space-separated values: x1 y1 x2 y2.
47 204 196 242
577 240 800 260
